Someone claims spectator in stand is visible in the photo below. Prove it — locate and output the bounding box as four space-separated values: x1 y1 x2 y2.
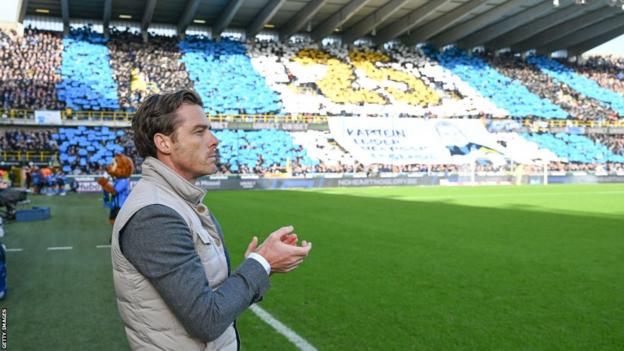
588 134 624 156
485 52 620 121
0 127 142 176
248 41 506 117
0 129 58 152
526 55 624 116
1 126 623 175
574 55 624 95
107 29 193 110
0 28 64 110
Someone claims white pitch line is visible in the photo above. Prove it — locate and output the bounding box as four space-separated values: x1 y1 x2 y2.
249 304 317 351
96 245 111 249
6 248 23 252
47 246 73 251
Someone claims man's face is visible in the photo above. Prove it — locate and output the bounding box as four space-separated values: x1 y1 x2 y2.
168 103 219 181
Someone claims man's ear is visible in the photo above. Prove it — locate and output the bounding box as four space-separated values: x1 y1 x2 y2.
154 133 172 155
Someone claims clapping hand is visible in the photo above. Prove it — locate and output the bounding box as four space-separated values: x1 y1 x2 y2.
245 226 312 273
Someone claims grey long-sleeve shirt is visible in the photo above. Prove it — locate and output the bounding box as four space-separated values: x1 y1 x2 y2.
119 204 270 343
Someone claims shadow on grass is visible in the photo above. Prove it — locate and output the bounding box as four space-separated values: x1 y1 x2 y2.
311 184 624 221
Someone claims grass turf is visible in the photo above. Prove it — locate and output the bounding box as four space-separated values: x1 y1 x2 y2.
1 184 623 350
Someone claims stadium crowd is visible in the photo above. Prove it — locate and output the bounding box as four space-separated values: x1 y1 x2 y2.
574 55 624 95
425 46 568 119
0 28 64 110
384 44 507 117
526 55 624 116
248 41 507 117
107 28 193 110
2 125 624 177
0 129 58 152
0 28 622 180
484 52 620 121
0 127 139 175
589 134 624 156
181 36 283 115
0 27 621 122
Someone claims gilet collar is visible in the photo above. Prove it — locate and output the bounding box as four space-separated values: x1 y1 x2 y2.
140 156 206 206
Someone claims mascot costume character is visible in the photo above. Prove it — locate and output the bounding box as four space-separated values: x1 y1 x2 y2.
97 154 134 225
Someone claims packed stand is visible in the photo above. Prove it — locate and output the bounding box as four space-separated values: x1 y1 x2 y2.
0 28 64 110
522 132 624 164
2 126 622 175
492 132 559 164
289 130 390 174
248 41 336 115
215 129 470 175
424 46 567 119
526 55 624 116
0 129 71 194
179 36 282 115
56 26 120 111
545 161 623 173
0 127 142 184
55 126 138 175
0 128 58 153
213 129 316 175
292 130 553 175
484 52 620 121
587 134 624 156
0 28 621 123
293 47 441 107
384 45 507 118
0 129 60 171
107 29 193 110
572 55 624 96
248 41 507 117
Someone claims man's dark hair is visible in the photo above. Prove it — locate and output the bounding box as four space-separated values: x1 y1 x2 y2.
132 90 203 158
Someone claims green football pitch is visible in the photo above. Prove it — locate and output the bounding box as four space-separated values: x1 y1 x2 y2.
1 184 623 350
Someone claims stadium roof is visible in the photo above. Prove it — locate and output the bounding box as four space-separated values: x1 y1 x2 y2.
21 0 624 55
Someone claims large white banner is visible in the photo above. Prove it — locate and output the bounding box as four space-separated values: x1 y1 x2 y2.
328 117 507 165
35 110 62 125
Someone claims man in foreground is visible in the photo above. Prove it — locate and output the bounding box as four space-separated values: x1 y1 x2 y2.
111 90 312 350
